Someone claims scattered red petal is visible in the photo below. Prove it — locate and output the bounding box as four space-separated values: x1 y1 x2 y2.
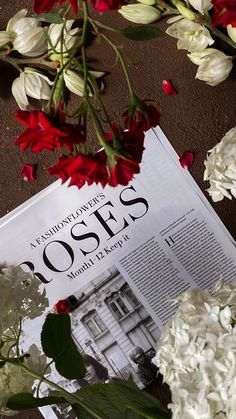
179 151 194 169
162 80 177 95
21 163 36 182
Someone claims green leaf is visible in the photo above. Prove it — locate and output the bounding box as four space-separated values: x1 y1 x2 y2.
120 25 163 41
41 313 86 380
65 379 171 419
6 393 66 410
38 13 63 24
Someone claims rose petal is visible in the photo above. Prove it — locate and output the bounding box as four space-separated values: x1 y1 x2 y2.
162 80 177 95
179 151 194 169
21 163 36 182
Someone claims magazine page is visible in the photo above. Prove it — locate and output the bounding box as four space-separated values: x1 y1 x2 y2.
0 127 235 418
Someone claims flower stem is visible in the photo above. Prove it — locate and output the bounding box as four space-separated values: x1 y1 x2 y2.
101 33 135 100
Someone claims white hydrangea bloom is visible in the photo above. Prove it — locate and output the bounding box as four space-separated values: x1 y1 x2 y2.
0 265 48 336
166 16 214 53
153 280 236 419
0 344 48 416
204 127 236 202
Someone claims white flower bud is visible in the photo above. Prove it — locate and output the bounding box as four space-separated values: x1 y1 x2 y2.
227 24 236 43
64 69 104 97
6 9 47 56
137 0 156 5
166 16 214 52
188 0 212 14
12 68 53 110
118 4 161 24
188 48 233 86
48 20 79 58
176 1 196 20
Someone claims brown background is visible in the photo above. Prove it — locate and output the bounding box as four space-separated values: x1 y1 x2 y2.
0 0 236 417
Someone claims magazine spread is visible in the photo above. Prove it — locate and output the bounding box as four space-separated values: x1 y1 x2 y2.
0 127 235 418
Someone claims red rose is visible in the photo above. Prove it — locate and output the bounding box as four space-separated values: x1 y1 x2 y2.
15 110 84 153
122 103 160 132
48 152 109 188
211 0 236 27
105 128 145 186
89 0 126 11
53 299 71 313
33 0 78 14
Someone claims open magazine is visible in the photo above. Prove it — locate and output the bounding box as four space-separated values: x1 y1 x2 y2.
0 127 235 418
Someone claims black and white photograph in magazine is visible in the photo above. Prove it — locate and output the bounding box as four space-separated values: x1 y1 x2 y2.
42 266 161 418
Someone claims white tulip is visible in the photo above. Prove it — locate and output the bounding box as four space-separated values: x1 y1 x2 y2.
227 24 236 43
204 126 236 201
12 68 53 110
118 4 161 24
188 48 233 86
166 16 214 52
5 9 47 56
48 20 79 58
188 0 212 14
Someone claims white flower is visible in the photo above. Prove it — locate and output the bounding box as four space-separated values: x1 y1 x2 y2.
188 48 233 86
118 4 161 24
0 266 48 337
153 280 236 419
166 16 214 52
48 20 79 58
6 9 47 56
203 126 236 201
227 24 236 43
12 68 53 110
188 0 212 14
64 69 105 97
0 31 15 48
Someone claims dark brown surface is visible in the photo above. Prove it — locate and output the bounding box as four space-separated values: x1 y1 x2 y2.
0 1 236 418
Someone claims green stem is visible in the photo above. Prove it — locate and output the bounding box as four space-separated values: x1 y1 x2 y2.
89 18 119 33
81 0 89 101
18 363 103 419
0 54 57 71
101 33 134 100
206 23 236 49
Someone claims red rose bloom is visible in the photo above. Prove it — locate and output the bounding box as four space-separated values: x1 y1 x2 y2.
53 299 71 313
15 110 84 153
89 0 126 11
211 0 236 27
122 103 160 132
48 128 145 188
33 0 78 14
105 128 145 186
48 152 109 188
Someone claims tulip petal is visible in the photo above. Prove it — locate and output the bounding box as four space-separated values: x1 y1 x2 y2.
162 79 177 95
179 151 194 169
21 163 36 181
